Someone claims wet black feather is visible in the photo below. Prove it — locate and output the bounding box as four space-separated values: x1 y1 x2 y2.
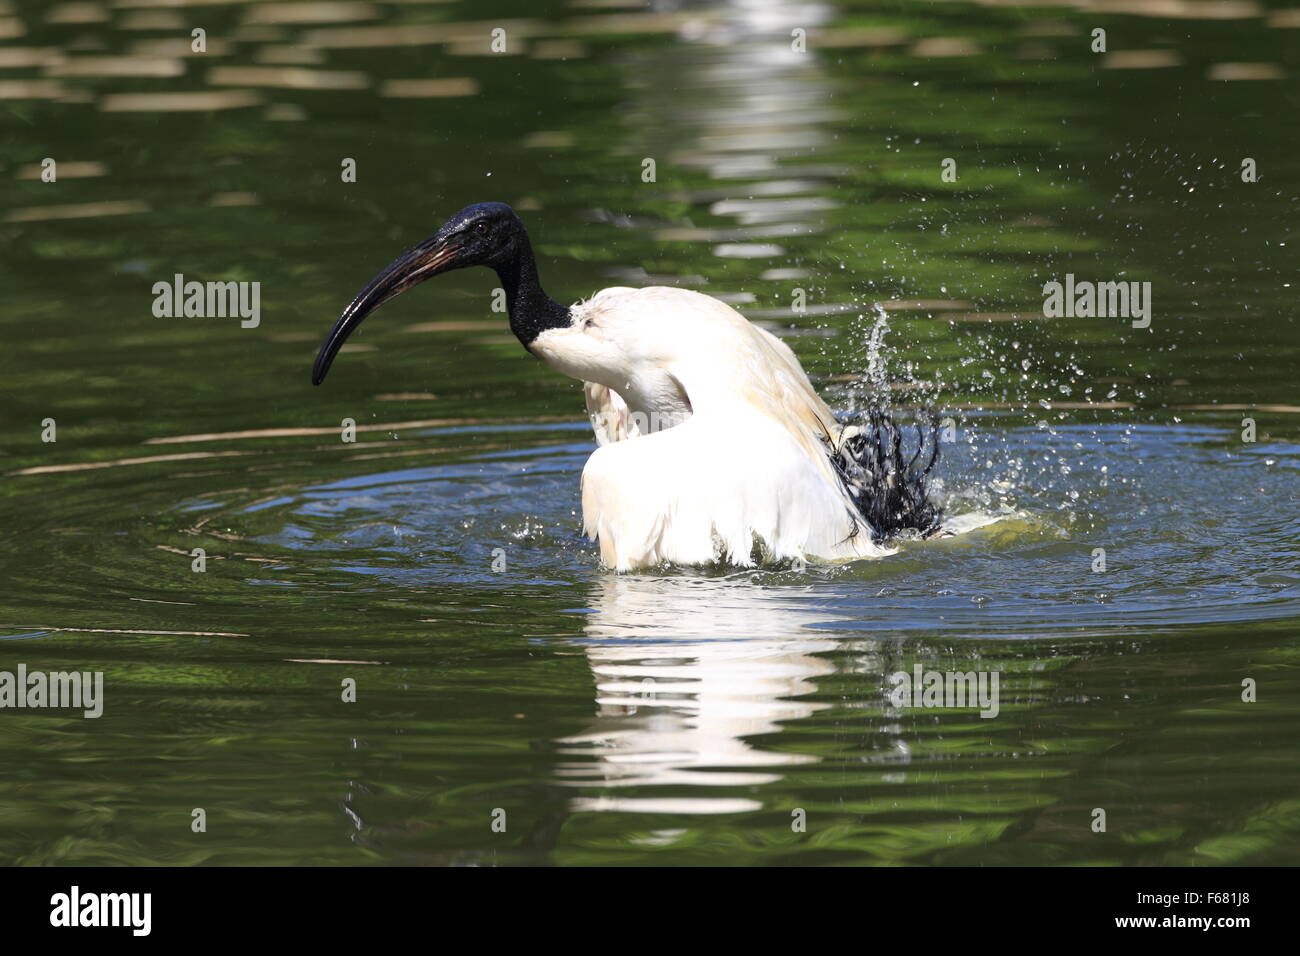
829 408 944 542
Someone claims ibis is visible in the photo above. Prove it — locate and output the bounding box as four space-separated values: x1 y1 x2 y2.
312 202 942 571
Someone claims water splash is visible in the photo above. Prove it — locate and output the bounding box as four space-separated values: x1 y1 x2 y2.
862 302 893 409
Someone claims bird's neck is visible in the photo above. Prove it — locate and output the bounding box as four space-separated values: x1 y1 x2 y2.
495 234 570 348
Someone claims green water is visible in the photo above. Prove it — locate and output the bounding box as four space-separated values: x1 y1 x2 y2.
1 0 1297 865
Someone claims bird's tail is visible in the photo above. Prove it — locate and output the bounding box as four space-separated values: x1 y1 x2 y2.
831 408 944 542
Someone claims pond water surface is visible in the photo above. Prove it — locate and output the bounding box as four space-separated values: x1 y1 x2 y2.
1 0 1298 865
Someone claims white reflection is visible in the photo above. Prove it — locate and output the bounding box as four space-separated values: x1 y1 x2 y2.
555 574 840 814
611 0 838 264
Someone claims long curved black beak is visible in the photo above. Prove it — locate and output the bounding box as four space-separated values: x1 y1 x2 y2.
312 231 465 385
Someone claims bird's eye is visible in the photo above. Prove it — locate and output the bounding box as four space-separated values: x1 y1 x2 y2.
473 221 490 235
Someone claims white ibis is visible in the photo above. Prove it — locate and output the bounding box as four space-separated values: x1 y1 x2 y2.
312 202 942 571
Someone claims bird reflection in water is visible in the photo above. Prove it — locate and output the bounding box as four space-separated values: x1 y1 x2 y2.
553 574 842 815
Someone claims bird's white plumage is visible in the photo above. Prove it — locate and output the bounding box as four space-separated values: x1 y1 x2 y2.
582 382 637 445
531 286 889 570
